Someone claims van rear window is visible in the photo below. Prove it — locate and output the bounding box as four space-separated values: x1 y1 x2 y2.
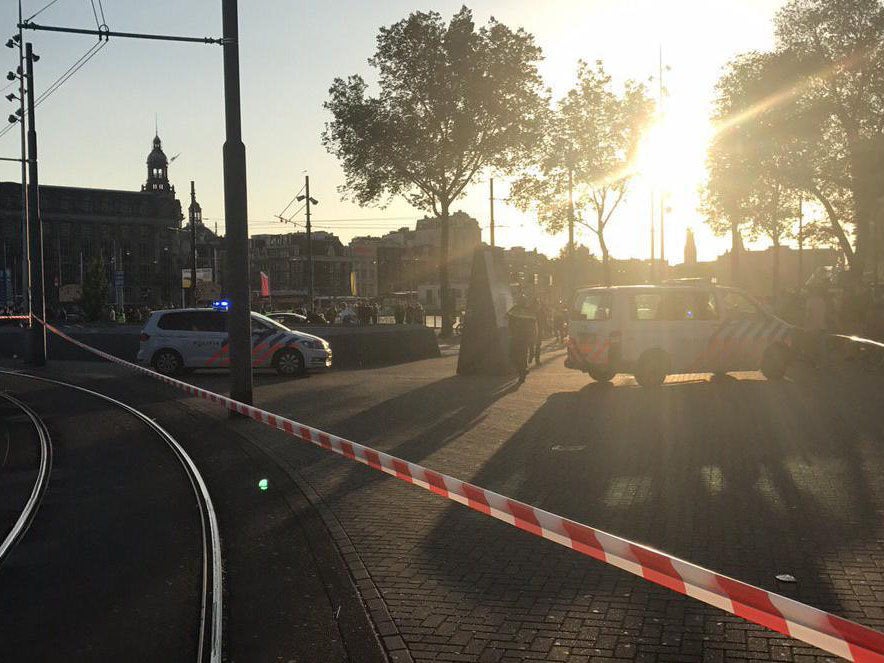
572 292 612 321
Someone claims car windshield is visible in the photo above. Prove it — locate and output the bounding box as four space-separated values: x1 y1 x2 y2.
251 311 292 332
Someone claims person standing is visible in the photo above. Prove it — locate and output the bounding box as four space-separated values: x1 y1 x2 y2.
507 295 535 383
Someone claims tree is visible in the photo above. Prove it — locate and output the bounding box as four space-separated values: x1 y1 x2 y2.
706 0 884 280
703 45 859 293
323 6 547 335
81 256 107 322
510 60 654 286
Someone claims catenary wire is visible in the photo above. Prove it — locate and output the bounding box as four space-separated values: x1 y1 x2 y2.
25 0 64 22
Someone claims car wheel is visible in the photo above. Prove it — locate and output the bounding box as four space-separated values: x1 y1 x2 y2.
635 349 669 387
761 344 788 380
153 349 183 376
275 348 305 376
587 366 616 382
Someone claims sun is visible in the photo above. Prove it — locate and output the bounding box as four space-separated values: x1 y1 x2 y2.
634 112 711 190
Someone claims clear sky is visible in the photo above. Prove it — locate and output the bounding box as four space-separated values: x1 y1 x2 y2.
0 0 785 263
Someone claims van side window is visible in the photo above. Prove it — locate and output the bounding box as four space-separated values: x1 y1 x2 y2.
572 292 612 320
632 291 718 321
718 290 762 320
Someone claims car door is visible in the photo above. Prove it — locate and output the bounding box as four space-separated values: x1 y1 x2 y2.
709 289 769 371
250 314 291 367
188 310 229 367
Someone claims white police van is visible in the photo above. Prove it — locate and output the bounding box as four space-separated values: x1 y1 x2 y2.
137 306 332 376
564 281 795 386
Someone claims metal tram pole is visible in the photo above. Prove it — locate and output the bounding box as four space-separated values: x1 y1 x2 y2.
20 12 250 402
25 43 45 365
221 0 253 405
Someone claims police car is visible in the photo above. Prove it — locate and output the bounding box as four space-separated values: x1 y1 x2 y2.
564 281 795 386
137 305 332 376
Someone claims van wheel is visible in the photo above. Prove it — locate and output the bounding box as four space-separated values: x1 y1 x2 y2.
588 366 616 383
153 349 183 376
275 348 305 376
761 345 788 380
635 349 669 387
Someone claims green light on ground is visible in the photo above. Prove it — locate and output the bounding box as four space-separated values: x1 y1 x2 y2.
258 478 269 491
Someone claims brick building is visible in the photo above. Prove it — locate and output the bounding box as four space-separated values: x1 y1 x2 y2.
0 133 184 308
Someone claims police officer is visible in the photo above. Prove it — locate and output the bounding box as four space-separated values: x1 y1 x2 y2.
507 294 536 383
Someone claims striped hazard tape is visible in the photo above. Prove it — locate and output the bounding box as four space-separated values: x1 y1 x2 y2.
26 319 884 661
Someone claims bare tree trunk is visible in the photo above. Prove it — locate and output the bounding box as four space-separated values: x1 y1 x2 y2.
730 221 741 286
439 199 453 337
772 237 780 300
599 232 611 286
808 185 855 271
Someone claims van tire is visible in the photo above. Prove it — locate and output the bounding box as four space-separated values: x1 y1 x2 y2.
152 349 184 376
588 367 616 382
275 348 305 376
761 344 788 380
635 349 669 387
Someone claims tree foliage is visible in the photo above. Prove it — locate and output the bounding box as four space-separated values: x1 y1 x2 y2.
704 0 884 280
323 6 547 333
510 60 653 285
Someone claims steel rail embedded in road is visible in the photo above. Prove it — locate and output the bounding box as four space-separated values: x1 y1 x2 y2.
0 391 52 566
0 370 223 663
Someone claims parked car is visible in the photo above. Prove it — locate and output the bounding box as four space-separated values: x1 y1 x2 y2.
137 308 331 376
564 281 795 386
265 311 308 329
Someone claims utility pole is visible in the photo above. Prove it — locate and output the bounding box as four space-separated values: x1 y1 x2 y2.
221 0 253 405
16 4 29 316
297 175 319 311
489 177 495 249
567 166 575 296
657 45 666 270
25 42 45 365
798 195 804 289
189 181 198 306
649 192 655 282
305 175 314 309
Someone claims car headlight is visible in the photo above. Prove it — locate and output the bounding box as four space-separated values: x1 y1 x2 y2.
299 339 324 350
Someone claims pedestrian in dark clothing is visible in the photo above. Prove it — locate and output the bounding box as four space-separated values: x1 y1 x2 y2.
529 299 546 366
507 295 536 383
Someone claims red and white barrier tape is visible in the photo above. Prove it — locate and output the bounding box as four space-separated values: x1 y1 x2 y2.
832 334 884 351
0 315 30 321
31 320 884 661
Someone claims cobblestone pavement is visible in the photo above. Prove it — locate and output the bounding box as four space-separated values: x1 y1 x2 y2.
39 347 884 662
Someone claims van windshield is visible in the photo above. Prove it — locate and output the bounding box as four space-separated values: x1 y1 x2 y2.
572 292 612 321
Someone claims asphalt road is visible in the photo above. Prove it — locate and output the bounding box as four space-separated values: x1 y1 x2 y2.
0 373 205 662
0 368 385 663
3 342 883 662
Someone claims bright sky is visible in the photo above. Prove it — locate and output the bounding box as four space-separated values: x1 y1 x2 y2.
0 0 785 263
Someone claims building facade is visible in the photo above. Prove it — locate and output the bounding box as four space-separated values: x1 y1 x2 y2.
250 231 353 306
0 133 184 308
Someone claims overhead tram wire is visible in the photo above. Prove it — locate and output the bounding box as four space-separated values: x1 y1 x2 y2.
88 0 101 29
25 0 64 22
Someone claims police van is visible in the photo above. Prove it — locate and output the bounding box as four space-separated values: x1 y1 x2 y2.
564 281 795 386
137 307 332 376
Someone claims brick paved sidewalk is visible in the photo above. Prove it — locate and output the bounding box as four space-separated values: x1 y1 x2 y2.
216 352 884 662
